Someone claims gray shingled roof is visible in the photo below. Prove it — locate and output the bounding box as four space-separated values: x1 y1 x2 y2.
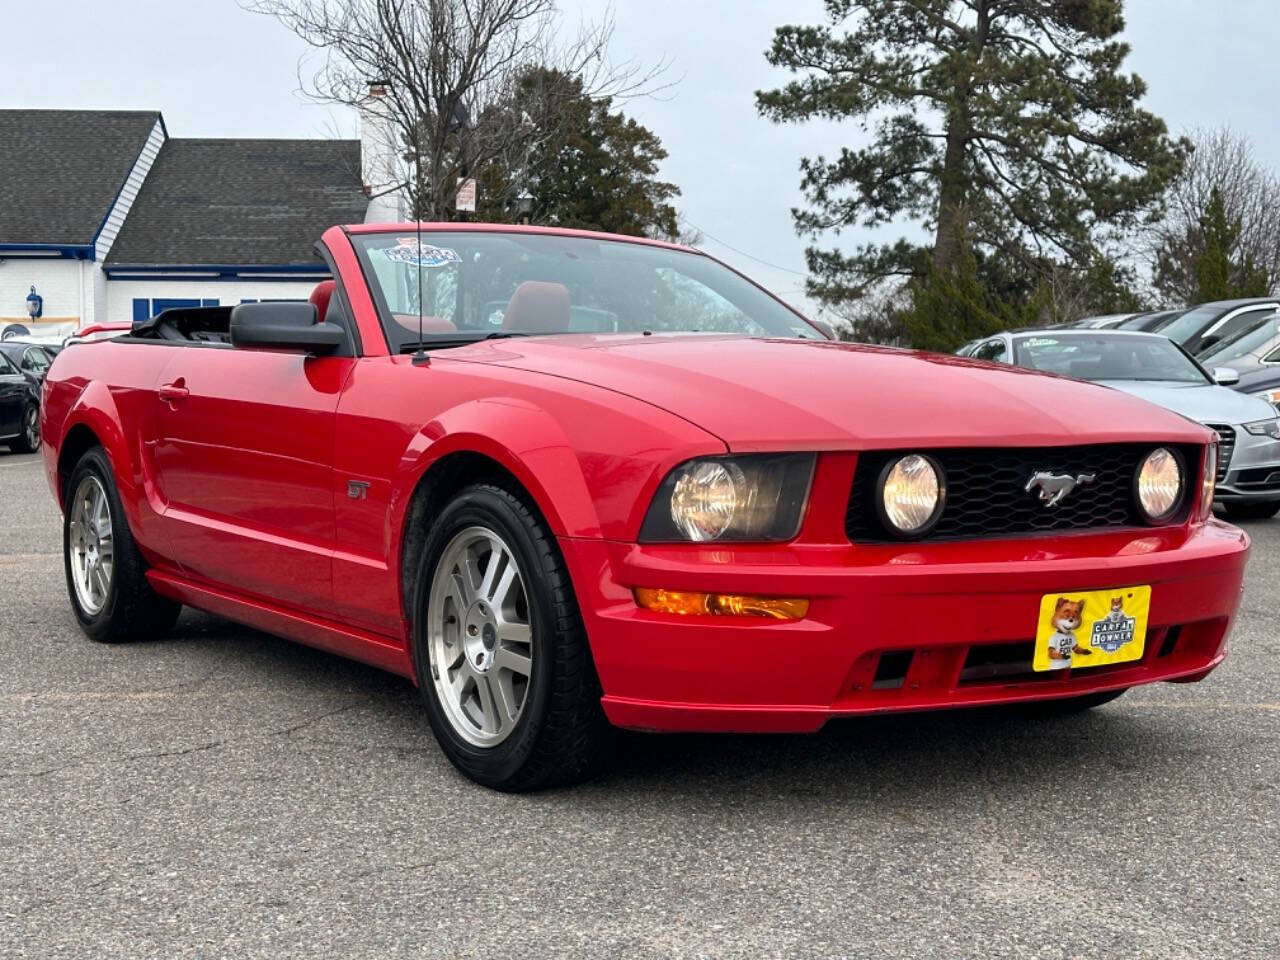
0 109 160 245
107 139 369 266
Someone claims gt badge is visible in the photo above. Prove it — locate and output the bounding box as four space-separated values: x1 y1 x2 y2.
347 480 370 500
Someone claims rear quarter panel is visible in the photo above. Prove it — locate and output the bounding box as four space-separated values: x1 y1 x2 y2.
42 340 177 563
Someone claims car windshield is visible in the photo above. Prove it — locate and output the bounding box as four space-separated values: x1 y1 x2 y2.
1013 334 1209 384
1157 303 1230 343
1198 315 1279 365
351 231 819 350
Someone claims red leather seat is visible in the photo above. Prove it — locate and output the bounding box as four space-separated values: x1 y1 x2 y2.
501 281 571 333
309 280 335 323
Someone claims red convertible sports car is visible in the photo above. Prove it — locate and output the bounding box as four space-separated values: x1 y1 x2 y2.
42 224 1249 790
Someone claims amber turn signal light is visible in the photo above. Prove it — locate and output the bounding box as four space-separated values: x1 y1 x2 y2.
634 588 809 620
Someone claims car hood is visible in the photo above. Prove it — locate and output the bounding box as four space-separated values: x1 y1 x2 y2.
1236 365 1280 394
445 334 1212 450
1096 380 1277 427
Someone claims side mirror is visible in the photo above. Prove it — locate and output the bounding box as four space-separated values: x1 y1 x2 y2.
1214 367 1240 386
229 302 343 354
808 319 838 340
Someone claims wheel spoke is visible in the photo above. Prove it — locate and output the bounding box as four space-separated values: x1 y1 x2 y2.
490 562 516 608
477 544 502 603
494 644 532 678
496 621 531 647
91 564 108 600
491 671 519 723
474 675 501 735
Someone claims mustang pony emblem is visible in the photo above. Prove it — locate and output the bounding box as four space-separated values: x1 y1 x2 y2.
1025 470 1097 507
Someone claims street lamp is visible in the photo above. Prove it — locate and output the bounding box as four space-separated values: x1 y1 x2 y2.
517 191 534 224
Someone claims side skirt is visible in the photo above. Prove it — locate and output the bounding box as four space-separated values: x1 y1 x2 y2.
146 569 415 681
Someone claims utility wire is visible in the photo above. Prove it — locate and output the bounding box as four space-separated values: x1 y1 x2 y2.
679 215 809 278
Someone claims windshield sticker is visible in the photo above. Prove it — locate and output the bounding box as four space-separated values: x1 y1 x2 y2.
1026 338 1058 347
381 238 462 268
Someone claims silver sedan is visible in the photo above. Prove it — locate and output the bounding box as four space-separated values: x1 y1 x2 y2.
966 328 1280 520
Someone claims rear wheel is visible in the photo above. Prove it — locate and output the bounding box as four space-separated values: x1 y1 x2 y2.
412 483 606 791
1221 500 1280 521
10 404 39 453
64 448 181 643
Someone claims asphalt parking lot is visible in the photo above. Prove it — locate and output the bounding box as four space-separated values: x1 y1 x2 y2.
0 450 1276 959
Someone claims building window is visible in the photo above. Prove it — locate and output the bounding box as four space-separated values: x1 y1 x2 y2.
131 297 220 322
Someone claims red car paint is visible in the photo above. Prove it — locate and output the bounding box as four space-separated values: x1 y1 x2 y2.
41 224 1249 732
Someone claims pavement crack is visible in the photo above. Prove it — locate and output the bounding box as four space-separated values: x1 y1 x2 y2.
0 700 369 780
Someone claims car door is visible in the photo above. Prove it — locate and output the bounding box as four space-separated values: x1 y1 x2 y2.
0 352 23 438
18 346 52 384
149 313 357 612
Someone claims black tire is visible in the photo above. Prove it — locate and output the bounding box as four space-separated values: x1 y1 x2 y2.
1221 500 1280 521
11 403 40 454
1023 688 1128 715
411 483 606 791
63 447 181 643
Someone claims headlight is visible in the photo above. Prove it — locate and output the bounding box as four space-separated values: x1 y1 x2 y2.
877 454 945 537
1198 443 1217 521
1253 388 1280 409
640 454 815 542
1242 418 1280 439
1136 447 1184 522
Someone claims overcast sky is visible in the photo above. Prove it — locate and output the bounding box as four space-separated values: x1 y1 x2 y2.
5 0 1279 311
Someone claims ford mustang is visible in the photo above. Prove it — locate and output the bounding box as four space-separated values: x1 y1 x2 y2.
41 224 1250 790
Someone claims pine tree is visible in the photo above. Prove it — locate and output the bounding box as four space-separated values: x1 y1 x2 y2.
757 0 1186 347
1193 187 1271 302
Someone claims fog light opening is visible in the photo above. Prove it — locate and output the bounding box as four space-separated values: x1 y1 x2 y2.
633 588 809 620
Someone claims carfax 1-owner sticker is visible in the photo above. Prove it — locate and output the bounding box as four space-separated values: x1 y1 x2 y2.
1033 586 1151 672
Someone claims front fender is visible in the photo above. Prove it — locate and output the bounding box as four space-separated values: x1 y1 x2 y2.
391 396 604 543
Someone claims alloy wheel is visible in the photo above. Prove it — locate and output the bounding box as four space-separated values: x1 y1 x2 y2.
68 475 114 615
426 525 534 747
24 407 39 451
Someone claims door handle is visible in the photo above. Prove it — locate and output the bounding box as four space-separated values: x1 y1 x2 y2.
158 380 189 404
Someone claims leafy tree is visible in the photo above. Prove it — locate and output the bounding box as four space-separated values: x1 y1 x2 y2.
757 0 1186 347
247 0 666 219
1191 187 1270 303
1149 127 1280 304
477 69 680 238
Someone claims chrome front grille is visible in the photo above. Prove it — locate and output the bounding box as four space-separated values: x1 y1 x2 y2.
1207 424 1235 483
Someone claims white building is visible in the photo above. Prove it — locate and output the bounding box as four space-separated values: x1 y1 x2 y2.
0 107 390 333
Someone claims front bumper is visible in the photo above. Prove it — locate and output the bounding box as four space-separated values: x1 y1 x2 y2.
1217 429 1280 502
560 521 1249 733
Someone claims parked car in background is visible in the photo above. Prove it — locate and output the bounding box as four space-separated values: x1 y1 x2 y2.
38 222 1249 790
1000 329 1280 519
0 348 40 453
1234 364 1280 411
1074 313 1140 329
1196 315 1280 377
0 340 57 384
1118 308 1187 332
1152 298 1280 356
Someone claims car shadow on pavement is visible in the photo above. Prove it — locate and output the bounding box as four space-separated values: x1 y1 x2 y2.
154 609 1187 805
